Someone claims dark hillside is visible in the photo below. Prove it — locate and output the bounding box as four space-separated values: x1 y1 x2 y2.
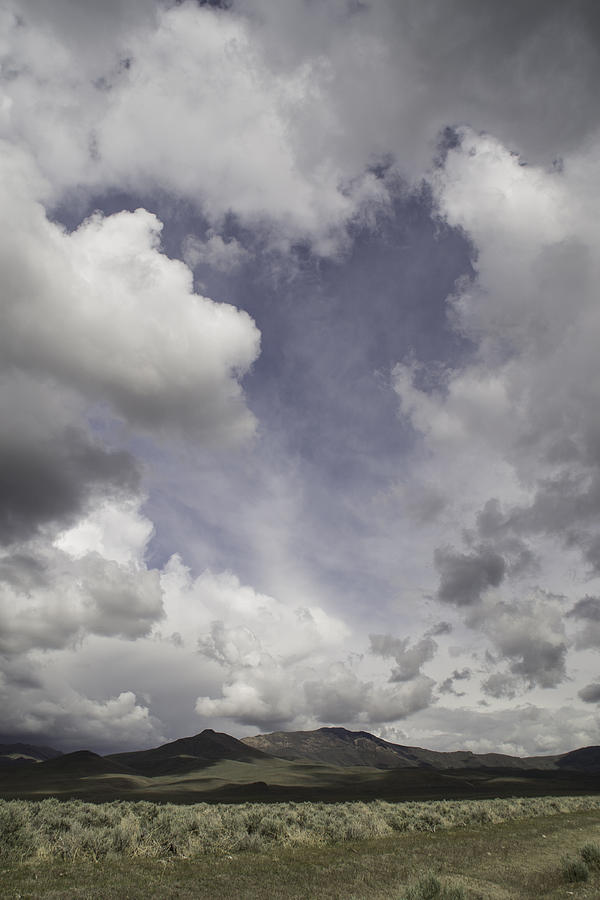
36 750 136 777
557 746 600 772
107 728 273 776
0 743 62 764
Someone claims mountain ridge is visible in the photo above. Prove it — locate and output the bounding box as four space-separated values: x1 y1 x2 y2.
241 727 600 772
1 727 599 803
2 727 599 775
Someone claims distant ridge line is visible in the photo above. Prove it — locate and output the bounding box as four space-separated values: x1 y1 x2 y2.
241 726 600 772
1 726 599 774
1 726 600 804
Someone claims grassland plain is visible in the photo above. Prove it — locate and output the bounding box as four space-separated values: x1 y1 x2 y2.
1 797 600 898
2 755 600 805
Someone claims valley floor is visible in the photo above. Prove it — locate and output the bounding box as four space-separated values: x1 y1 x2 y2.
2 808 600 899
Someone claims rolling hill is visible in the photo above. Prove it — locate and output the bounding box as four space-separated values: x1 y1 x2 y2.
38 750 136 777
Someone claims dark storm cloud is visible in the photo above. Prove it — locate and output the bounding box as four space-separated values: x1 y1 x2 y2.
0 427 139 545
383 0 600 164
578 683 600 704
435 545 505 607
567 596 600 622
369 633 437 682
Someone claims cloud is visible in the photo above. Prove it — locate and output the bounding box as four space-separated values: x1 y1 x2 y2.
0 103 265 743
0 684 162 754
0 501 169 750
0 131 263 729
0 145 260 440
434 546 505 607
13 0 159 70
568 596 600 621
567 595 600 649
304 668 435 726
8 0 600 255
197 663 435 730
369 633 437 682
404 702 600 757
182 232 250 273
0 500 164 656
2 2 386 254
191 590 436 728
3 0 600 753
392 125 600 705
578 683 600 704
438 667 471 696
481 672 520 700
474 476 600 577
390 480 448 526
238 0 600 179
433 546 567 692
166 556 350 659
0 377 139 546
163 555 428 732
477 591 568 690
54 496 155 566
427 621 453 637
198 621 263 668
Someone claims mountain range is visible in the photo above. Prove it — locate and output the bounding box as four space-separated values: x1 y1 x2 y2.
1 727 599 803
242 727 600 772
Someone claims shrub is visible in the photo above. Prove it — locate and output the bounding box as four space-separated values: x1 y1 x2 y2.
1 795 600 862
402 872 465 900
0 801 36 860
562 857 589 883
580 842 600 870
404 873 443 899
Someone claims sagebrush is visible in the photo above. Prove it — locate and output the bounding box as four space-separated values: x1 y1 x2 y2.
401 871 465 899
1 795 599 862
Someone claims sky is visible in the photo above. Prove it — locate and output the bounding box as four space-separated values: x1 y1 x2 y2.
1 0 600 757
